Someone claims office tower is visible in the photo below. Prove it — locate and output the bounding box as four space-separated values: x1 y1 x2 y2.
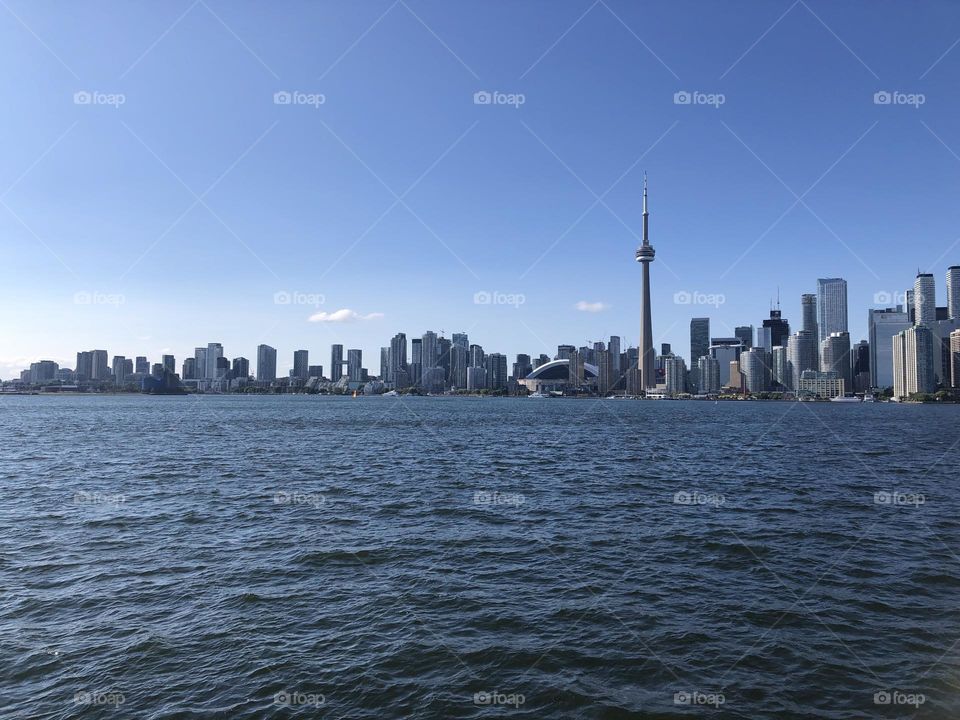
151 363 163 378
469 344 485 368
513 354 532 381
914 272 936 325
760 309 790 352
820 331 852 391
421 331 438 383
852 340 870 393
330 344 344 382
161 355 175 374
123 358 133 377
596 348 613 395
410 338 422 387
437 337 452 387
664 356 687 395
194 347 207 379
379 347 389 381
771 346 788 389
904 289 915 323
689 318 710 369
87 350 108 381
901 325 936 396
950 329 960 388
801 293 818 338
205 343 222 380
660 343 672 356
466 366 487 390
450 345 468 389
112 356 126 385
75 351 93 381
134 356 148 375
452 332 469 351
608 336 621 376
734 326 754 349
948 266 960 320
727 360 744 393
556 344 575 361
347 349 362 382
892 332 906 399
487 353 508 390
308 365 323 378
816 278 848 343
787 331 818 391
635 175 657 389
293 350 309 380
182 357 196 380
709 339 743 388
534 354 551 368
390 333 407 383
567 349 584 386
216 357 229 379
868 307 910 390
740 348 769 393
232 357 250 379
256 345 277 382
697 356 720 394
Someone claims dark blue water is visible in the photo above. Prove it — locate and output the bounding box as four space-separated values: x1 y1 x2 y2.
1 395 958 719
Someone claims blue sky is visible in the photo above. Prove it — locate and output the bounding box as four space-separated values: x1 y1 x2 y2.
2 0 960 377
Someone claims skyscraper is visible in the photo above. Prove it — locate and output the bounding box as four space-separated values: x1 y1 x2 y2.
904 325 935 396
232 357 250 379
868 307 910 390
852 340 870 393
421 331 438 388
948 266 960 321
330 344 344 382
820 331 852 391
112 356 127 385
740 348 769 393
347 349 362 382
487 353 508 390
735 326 754 349
689 318 710 366
787 330 818 391
206 343 223 380
91 350 109 381
194 347 208 379
760 309 790 352
635 174 656 389
162 354 175 374
801 293 818 339
257 345 277 382
293 350 309 380
390 333 407 385
697 356 720 394
914 272 936 325
816 278 848 343
664 356 687 395
950 329 960 388
608 335 621 377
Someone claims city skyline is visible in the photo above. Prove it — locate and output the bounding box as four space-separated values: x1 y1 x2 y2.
4 3 960 378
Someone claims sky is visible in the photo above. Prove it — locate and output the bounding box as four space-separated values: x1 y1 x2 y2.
2 0 960 378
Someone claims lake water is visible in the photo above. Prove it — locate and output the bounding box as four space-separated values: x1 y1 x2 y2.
1 395 958 718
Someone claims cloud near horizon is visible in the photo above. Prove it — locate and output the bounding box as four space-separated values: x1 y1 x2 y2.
575 301 609 313
307 308 384 323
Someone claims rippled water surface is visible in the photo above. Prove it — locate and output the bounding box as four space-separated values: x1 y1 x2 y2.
2 395 959 719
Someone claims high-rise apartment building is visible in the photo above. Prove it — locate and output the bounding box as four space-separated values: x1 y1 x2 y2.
868 307 910 390
787 330 818 391
293 350 309 380
816 278 848 343
347 349 362 382
914 273 936 325
820 331 852 391
948 266 960 321
256 345 277 382
330 344 344 382
801 293 818 339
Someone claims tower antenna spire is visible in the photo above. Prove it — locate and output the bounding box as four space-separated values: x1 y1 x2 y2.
642 171 649 247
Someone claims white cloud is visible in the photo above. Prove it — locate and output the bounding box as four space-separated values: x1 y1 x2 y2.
307 308 384 323
575 301 609 313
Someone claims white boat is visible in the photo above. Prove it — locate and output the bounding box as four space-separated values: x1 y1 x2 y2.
383 390 399 397
528 391 549 398
830 394 861 403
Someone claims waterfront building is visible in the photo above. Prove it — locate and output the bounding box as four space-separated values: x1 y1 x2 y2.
786 330 818 391
801 293 818 340
948 266 960 320
520 359 600 394
905 289 916 323
905 325 936 395
709 339 743 388
664 356 687 395
379 347 389 381
194 347 207 379
820 331 852 391
75 351 93 381
697 356 720 394
726 360 744 393
330 344 344 382
162 355 175 375
512 354 532 381
892 331 907 400
293 350 309 380
798 370 844 399
257 345 277 382
308 364 323 378
740 347 770 393
817 278 848 343
469 344 485 368
596 348 613 395
452 332 469 351
410 338 422 388
771 346 787 389
232 357 250 379
760 308 790 352
347 349 362 382
390 333 408 384
556 344 575 361
608 335 621 377
466 366 487 391
735 326 754 349
28 360 58 384
951 329 960 388
852 340 870 393
135 356 150 375
868 307 910 390
206 343 223 380
450 345 467 389
91 350 109 381
914 273 936 325
487 353 508 390
112 356 127 385
182 357 196 380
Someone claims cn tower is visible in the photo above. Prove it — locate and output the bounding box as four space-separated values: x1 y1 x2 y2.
635 174 656 390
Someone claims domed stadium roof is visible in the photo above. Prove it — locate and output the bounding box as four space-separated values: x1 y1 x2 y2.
525 359 599 381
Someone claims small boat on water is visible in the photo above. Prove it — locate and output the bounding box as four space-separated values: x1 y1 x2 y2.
528 391 549 398
383 390 399 397
830 394 861 403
